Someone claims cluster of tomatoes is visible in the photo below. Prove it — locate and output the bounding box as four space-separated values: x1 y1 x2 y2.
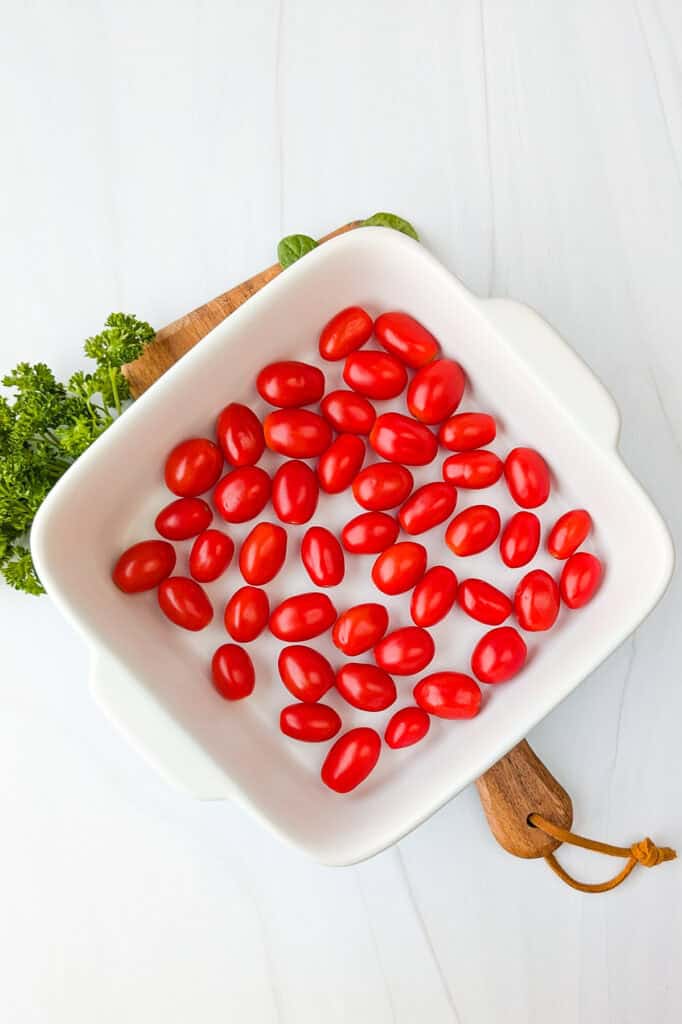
112 307 603 794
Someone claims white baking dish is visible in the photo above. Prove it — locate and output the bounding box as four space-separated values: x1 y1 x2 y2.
31 228 673 865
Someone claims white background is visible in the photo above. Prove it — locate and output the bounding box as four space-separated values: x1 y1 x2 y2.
2 1 682 1021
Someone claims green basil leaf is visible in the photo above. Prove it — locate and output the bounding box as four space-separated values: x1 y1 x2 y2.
363 212 419 240
277 234 318 268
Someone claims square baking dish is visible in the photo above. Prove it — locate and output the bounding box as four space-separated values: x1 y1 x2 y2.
32 228 674 865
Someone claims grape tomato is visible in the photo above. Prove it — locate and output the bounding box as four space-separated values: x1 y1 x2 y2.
278 646 335 703
189 529 234 583
317 434 365 493
407 358 466 424
212 644 255 700
155 497 213 540
239 522 287 585
321 728 381 793
410 566 458 627
113 540 176 593
384 707 431 748
341 512 399 554
301 526 345 587
548 509 592 559
216 404 264 467
224 586 270 642
439 412 496 451
280 703 342 742
164 438 223 497
319 306 373 361
256 360 325 407
321 390 376 435
399 482 456 535
352 462 413 511
374 627 435 676
414 672 481 719
369 413 438 466
374 312 439 368
343 350 408 400
336 663 397 712
158 577 213 631
272 460 318 524
332 603 389 656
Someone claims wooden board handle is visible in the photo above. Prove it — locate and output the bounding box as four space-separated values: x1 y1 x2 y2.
475 740 573 858
123 220 362 399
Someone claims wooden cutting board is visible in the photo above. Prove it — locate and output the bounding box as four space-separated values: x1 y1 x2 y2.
122 222 573 859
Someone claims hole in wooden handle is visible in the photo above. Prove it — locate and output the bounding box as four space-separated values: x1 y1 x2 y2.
475 739 573 859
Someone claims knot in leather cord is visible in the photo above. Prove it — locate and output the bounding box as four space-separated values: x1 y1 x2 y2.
630 837 676 868
528 813 676 893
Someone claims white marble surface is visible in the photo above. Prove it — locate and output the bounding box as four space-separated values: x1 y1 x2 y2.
2 1 682 1020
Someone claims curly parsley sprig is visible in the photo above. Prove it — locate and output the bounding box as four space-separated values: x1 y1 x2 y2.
0 313 154 595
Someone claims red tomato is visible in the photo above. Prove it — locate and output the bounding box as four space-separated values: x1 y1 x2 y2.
457 578 512 625
514 570 560 631
384 707 431 748
407 359 466 424
352 462 414 511
499 511 541 568
224 586 270 642
269 593 337 641
321 728 381 793
278 646 336 702
319 306 373 361
332 603 389 656
372 542 427 596
471 626 527 683
410 566 458 626
560 552 603 609
276 647 333 704
301 526 345 587
213 466 271 523
369 413 438 466
341 512 399 554
189 529 234 582
343 351 408 400
374 312 439 368
414 672 481 719
271 460 318 524
239 522 287 585
445 505 501 556
280 703 342 742
112 539 176 593
211 644 255 700
374 627 435 675
263 409 332 458
439 412 497 451
317 434 365 493
158 577 213 631
336 663 397 712
216 403 264 467
164 438 223 497
320 390 376 434
155 497 213 540
442 451 503 489
504 447 551 508
256 360 325 408
548 509 592 559
399 482 457 535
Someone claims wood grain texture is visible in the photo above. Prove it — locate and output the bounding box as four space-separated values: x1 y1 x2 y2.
123 220 361 397
476 740 573 858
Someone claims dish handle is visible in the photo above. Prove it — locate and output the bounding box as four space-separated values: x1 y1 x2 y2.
89 650 236 800
480 298 621 451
